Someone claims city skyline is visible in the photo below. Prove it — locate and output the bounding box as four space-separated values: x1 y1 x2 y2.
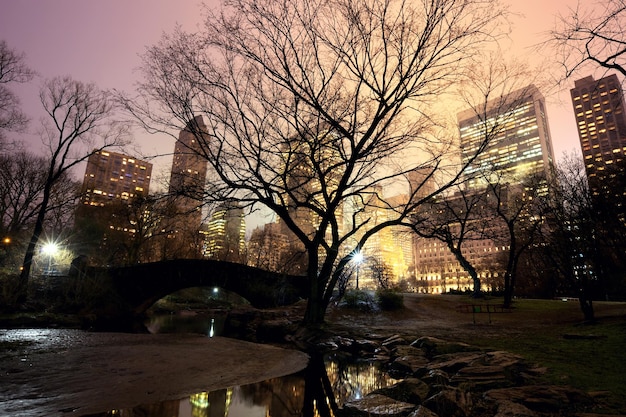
0 0 614 238
0 0 599 167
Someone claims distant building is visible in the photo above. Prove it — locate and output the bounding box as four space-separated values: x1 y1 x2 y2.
76 150 153 265
166 115 209 258
247 222 292 273
413 85 556 293
202 202 246 263
570 74 626 199
458 84 555 191
80 150 152 207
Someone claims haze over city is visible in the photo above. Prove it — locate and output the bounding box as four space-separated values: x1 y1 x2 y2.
0 0 598 183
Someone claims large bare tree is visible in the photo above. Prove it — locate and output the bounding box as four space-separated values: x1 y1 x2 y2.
0 40 35 145
18 76 128 298
550 0 626 78
124 0 510 325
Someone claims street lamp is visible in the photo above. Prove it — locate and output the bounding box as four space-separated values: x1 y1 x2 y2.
42 242 58 275
352 251 364 290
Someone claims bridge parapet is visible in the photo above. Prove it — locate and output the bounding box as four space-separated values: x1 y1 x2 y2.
84 259 307 326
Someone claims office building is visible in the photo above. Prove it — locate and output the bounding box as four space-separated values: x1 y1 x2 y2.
202 202 246 262
570 74 626 198
458 84 555 190
80 150 152 207
413 85 556 293
166 115 209 258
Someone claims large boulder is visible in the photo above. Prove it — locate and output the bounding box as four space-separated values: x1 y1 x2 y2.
343 393 416 417
373 378 432 405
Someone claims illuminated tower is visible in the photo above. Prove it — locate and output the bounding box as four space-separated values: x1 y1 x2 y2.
166 115 209 258
570 74 626 198
202 202 246 263
80 150 152 207
458 84 556 189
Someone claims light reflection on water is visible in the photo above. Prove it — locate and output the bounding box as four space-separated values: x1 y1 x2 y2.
84 354 398 417
80 315 398 416
144 313 226 337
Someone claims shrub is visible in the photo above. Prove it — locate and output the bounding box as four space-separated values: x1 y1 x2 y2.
0 273 21 312
376 288 404 311
342 289 376 311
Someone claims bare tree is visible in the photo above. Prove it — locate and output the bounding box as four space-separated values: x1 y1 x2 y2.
18 76 128 298
540 153 598 320
486 175 547 308
124 0 510 325
0 40 35 145
0 152 48 236
550 0 626 78
412 186 493 297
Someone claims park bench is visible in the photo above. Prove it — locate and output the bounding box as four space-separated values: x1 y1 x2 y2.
455 303 512 324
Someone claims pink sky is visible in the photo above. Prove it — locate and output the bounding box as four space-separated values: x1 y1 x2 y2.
0 0 596 179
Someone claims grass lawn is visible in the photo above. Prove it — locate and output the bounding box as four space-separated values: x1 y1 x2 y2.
451 297 626 413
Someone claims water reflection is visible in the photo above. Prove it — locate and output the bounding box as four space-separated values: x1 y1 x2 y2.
144 313 226 337
84 353 398 417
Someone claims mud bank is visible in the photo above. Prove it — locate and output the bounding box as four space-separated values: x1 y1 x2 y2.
0 329 309 417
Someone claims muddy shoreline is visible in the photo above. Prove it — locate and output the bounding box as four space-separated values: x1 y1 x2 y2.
0 330 309 417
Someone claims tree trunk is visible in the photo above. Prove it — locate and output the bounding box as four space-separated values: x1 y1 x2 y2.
451 248 481 297
17 184 51 303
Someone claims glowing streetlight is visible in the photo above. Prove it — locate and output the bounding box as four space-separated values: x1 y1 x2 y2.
42 242 59 275
352 251 364 290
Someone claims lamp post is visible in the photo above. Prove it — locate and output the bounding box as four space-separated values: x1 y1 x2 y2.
353 251 364 290
42 242 58 275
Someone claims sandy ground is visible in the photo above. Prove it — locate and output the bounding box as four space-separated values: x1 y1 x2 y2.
0 330 309 417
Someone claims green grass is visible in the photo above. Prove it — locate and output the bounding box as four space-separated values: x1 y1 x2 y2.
459 298 626 413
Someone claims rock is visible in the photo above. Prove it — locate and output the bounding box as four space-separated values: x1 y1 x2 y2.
483 351 526 368
407 405 439 417
484 385 593 413
421 369 451 386
451 365 512 389
423 387 472 417
383 334 408 348
427 352 484 373
355 339 379 353
388 345 431 377
343 393 416 416
412 336 479 357
494 400 538 417
374 378 431 405
389 354 431 378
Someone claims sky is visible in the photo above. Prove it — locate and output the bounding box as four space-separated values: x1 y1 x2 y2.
0 0 597 183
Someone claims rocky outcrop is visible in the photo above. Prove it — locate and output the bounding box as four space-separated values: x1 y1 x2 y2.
315 334 594 417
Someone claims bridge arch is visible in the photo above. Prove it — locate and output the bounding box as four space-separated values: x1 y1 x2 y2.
102 259 308 317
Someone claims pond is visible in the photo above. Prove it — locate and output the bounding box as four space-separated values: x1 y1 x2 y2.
78 312 397 417
82 352 398 417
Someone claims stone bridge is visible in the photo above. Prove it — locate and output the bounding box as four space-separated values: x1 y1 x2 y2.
86 259 308 324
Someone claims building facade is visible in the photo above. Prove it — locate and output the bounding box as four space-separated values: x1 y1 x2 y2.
458 84 555 190
80 150 152 207
202 202 246 263
166 115 209 258
413 84 556 293
570 74 626 198
76 150 153 265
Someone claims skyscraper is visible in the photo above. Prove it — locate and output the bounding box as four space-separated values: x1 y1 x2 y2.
412 84 556 293
458 84 555 190
202 202 246 263
570 74 626 197
169 115 209 224
76 150 153 265
80 150 152 207
166 115 209 258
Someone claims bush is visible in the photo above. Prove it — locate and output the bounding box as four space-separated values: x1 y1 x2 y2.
0 273 22 312
376 288 404 311
342 289 376 311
